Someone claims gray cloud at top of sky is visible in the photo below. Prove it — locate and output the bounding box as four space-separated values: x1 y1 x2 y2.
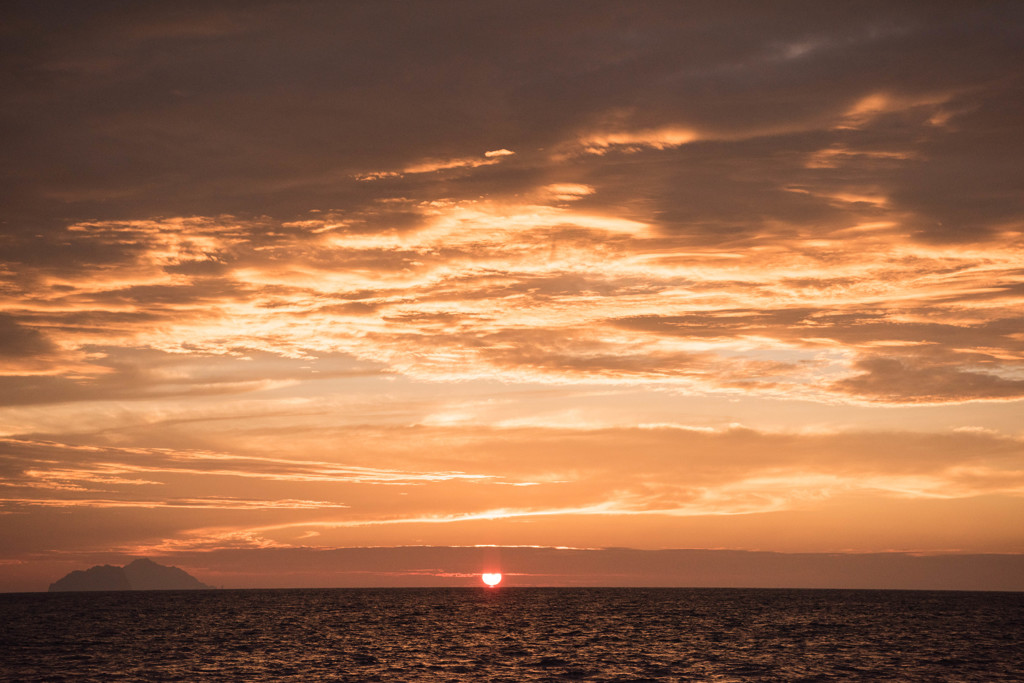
2 0 1022 242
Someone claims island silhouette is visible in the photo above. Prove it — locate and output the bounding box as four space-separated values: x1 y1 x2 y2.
49 558 210 592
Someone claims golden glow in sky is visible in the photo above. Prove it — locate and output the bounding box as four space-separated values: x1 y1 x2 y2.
1 2 1022 590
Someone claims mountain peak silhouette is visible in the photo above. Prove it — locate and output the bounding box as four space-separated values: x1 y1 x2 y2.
49 558 211 592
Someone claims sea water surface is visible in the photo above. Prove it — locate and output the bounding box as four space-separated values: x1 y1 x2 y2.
2 588 1023 681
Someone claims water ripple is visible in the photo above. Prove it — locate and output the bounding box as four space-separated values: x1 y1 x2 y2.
2 588 1022 681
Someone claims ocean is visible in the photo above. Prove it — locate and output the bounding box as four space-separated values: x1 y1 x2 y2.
2 587 1022 681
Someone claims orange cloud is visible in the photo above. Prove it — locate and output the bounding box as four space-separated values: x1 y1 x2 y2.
3 425 1022 559
355 149 516 181
572 127 698 155
4 197 1022 406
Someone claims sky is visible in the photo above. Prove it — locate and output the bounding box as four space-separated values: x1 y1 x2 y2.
2 1 1023 591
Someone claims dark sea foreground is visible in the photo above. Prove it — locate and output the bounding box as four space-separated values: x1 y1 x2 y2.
2 588 1023 682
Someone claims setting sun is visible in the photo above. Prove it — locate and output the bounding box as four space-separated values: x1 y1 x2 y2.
481 573 503 587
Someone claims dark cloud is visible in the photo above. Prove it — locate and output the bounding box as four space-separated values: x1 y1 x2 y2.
0 349 385 407
833 357 1024 403
16 546 1024 591
2 1 1021 241
0 314 54 357
613 312 1024 352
